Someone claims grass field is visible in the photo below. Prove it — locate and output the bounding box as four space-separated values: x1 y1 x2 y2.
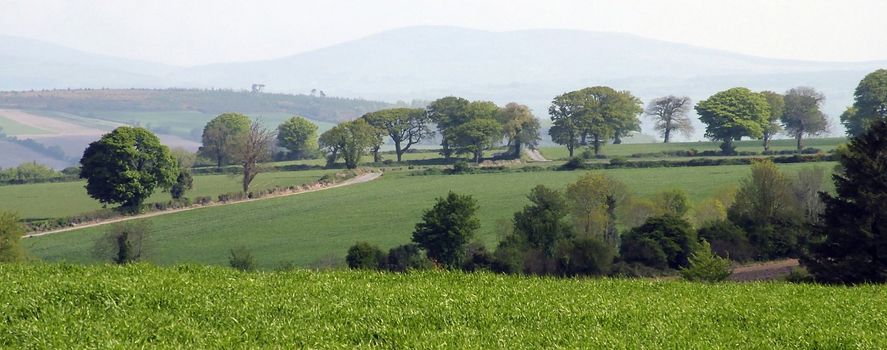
1 263 884 348
538 137 846 160
0 169 333 220
24 163 835 268
0 114 48 135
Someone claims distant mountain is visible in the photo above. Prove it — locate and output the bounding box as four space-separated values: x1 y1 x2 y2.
2 27 885 138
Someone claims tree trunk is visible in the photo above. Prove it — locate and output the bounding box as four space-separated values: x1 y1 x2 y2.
217 155 223 169
797 132 803 151
513 139 522 159
664 120 672 143
613 133 622 145
568 143 574 158
395 140 403 162
763 133 771 152
475 148 482 164
606 195 619 248
373 146 381 163
593 135 601 155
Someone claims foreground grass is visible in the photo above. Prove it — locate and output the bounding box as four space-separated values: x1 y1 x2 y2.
0 170 332 220
25 163 833 268
0 264 884 348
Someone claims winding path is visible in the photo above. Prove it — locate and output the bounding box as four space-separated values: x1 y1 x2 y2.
24 172 382 239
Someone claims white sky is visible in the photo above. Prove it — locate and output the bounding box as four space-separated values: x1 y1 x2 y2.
2 0 886 66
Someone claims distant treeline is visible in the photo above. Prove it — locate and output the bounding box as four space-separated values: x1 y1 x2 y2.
0 88 400 123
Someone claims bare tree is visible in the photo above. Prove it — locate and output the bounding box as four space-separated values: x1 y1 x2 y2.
236 120 276 193
644 96 694 143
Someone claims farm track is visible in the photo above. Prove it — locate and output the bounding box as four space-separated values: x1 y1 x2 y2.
729 259 800 281
23 172 382 238
524 148 549 162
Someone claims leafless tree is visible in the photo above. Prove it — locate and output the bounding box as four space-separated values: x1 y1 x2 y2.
644 96 694 143
236 120 276 193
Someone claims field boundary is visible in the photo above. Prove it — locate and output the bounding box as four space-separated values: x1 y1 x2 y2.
23 171 382 238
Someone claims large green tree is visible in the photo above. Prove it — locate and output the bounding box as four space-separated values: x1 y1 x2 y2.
512 185 573 256
199 113 251 168
318 119 377 169
695 87 770 155
362 108 433 162
80 127 178 210
450 118 503 163
412 192 480 268
427 96 471 159
782 87 828 151
548 87 642 156
548 90 585 158
497 102 541 158
276 116 318 160
803 119 887 283
759 91 785 151
841 69 887 137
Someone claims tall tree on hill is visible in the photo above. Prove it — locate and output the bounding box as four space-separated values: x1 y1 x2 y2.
695 87 771 155
496 102 541 159
235 120 276 193
427 97 471 160
80 127 178 211
781 87 828 151
550 87 642 156
644 95 694 144
841 69 887 137
759 91 784 151
803 119 887 283
200 113 251 169
276 116 319 160
362 108 433 162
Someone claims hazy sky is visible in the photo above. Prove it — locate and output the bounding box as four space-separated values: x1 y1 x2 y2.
2 0 886 66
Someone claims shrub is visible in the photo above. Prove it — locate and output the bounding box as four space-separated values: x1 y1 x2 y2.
608 157 629 166
451 161 471 174
697 220 753 262
0 212 26 262
561 157 585 170
785 266 815 283
411 192 480 268
93 221 151 265
462 241 494 272
620 215 698 269
346 242 385 270
581 148 595 160
679 240 732 282
228 246 256 272
556 237 614 276
619 236 668 269
385 243 432 272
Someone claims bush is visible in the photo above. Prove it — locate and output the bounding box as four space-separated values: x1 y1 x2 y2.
608 157 628 166
679 241 732 282
697 220 754 262
609 261 668 278
581 148 595 160
385 243 432 272
556 237 614 276
93 221 151 265
620 215 698 269
0 211 26 262
461 241 494 272
228 246 256 272
346 242 385 270
451 161 471 174
561 157 585 170
785 266 815 283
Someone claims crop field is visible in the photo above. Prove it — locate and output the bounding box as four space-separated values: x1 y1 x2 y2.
538 137 846 160
0 169 333 220
1 264 884 348
0 114 47 135
24 162 834 268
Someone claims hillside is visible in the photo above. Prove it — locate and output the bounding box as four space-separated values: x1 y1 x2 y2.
2 264 884 348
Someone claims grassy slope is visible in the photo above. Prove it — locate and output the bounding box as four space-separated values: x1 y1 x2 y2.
0 170 332 220
91 110 337 139
538 137 846 160
0 115 47 135
1 264 885 348
25 163 834 268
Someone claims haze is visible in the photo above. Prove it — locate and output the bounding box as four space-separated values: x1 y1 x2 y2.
2 0 887 66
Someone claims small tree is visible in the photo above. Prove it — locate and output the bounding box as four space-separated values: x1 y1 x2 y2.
363 108 433 162
346 242 385 270
782 87 828 151
565 173 627 246
385 243 432 272
94 221 151 264
276 116 319 159
803 119 887 283
412 192 480 268
679 240 732 282
169 148 195 200
512 185 573 256
760 91 785 151
497 102 541 158
451 119 503 163
840 69 887 137
652 189 690 218
318 120 378 169
644 95 694 143
235 120 276 193
229 246 256 272
695 87 771 155
621 214 698 269
80 127 178 210
0 211 26 263
427 96 471 160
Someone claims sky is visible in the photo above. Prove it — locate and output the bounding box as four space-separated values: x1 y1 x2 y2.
2 0 886 66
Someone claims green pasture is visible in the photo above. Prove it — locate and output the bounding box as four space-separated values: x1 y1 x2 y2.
25 163 835 268
0 115 47 135
538 137 846 160
0 170 332 220
1 264 884 348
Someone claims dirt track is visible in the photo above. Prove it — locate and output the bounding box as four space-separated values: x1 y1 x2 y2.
524 149 549 162
24 172 382 239
729 259 800 281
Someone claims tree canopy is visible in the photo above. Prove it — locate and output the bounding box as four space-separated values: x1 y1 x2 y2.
759 91 785 151
549 86 642 156
840 69 887 137
79 127 178 209
318 119 378 169
450 118 503 163
276 116 318 160
362 108 433 162
695 87 770 155
497 102 541 158
199 113 250 168
781 87 828 151
412 192 480 268
644 95 694 143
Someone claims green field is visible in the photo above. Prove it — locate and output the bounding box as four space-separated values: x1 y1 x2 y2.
25 163 834 268
538 137 846 160
0 115 47 135
0 170 332 220
1 264 884 348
